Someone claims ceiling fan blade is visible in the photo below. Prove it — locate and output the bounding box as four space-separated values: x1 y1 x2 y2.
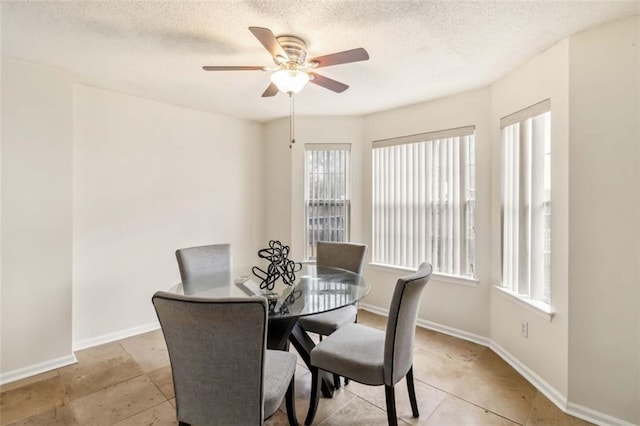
262 83 279 97
308 48 369 68
249 26 288 61
202 66 266 71
309 72 349 93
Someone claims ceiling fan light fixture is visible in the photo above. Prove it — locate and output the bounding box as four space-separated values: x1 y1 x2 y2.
270 69 309 94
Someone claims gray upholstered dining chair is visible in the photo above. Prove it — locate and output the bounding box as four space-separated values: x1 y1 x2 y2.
304 262 433 426
175 243 231 281
152 292 298 426
298 241 367 336
297 241 367 388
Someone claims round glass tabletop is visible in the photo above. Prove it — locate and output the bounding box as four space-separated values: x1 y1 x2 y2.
168 264 370 319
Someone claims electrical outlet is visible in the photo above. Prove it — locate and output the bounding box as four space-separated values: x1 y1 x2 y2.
521 322 529 338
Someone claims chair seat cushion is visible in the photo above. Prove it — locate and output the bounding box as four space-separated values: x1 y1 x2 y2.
298 305 358 336
311 323 385 386
263 349 296 419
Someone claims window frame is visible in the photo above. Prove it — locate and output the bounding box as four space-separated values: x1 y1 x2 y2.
500 99 552 311
371 126 476 280
303 143 351 261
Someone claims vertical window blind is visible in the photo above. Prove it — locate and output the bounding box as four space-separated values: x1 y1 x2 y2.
304 144 351 260
501 100 551 303
372 126 476 278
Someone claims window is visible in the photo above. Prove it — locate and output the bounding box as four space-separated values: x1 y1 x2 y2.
501 100 551 304
372 126 476 278
304 144 351 260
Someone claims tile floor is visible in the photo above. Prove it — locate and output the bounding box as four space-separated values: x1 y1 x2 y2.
0 310 591 425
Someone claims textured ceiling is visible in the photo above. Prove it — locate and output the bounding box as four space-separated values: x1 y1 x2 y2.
2 1 639 121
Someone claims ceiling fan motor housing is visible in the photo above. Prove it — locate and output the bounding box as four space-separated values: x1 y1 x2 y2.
276 36 307 66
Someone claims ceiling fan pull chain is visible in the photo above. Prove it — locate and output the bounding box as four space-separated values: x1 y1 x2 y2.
289 92 295 149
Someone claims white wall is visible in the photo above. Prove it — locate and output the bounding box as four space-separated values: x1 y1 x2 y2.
490 40 570 398
567 16 639 424
1 60 267 375
72 85 264 345
361 88 492 337
263 118 293 247
1 60 75 376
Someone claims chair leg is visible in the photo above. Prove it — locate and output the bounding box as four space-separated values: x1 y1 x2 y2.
333 373 341 389
385 385 398 426
305 367 322 425
344 378 350 386
406 366 419 418
285 374 298 426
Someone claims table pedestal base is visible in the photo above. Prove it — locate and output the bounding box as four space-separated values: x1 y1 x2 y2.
268 318 334 398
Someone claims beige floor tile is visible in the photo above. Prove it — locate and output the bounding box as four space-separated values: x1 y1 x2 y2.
119 330 170 373
113 400 176 426
450 350 537 425
1 324 599 426
414 327 440 345
411 347 471 392
424 395 519 425
4 400 78 426
58 344 143 400
147 366 174 399
525 392 594 426
73 342 126 364
467 348 522 377
264 408 292 425
71 375 165 426
345 378 447 425
0 376 66 425
570 416 595 426
415 327 486 365
282 370 356 425
318 396 408 425
0 371 60 394
357 310 387 331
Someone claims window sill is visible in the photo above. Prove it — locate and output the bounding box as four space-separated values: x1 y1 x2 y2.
493 285 555 321
369 263 478 287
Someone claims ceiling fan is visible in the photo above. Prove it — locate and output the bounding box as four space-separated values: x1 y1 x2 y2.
202 27 369 97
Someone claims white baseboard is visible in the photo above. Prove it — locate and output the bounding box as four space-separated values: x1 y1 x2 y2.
73 321 160 351
360 303 490 347
359 303 389 318
0 322 161 386
0 353 77 385
359 303 634 426
489 341 568 410
566 402 637 426
416 318 490 347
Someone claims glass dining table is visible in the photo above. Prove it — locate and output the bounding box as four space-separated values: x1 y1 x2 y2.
168 264 370 397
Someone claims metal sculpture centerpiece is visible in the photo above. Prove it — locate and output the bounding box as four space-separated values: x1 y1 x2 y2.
252 240 302 291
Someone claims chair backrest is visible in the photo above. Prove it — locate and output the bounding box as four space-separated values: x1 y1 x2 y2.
152 292 268 425
175 243 231 281
316 241 368 274
383 262 433 386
